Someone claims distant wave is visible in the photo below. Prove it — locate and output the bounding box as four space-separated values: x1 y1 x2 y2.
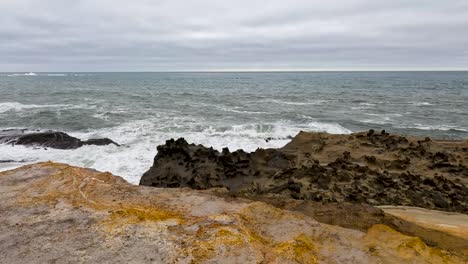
7 72 37 77
0 102 69 113
351 102 377 110
46 73 67 77
411 102 433 106
358 113 403 125
364 113 403 118
216 106 268 115
360 102 377 106
258 99 327 106
6 73 69 77
409 124 468 132
359 119 391 125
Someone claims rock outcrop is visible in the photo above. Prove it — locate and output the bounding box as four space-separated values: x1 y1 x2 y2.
0 162 466 263
0 129 119 149
140 131 468 213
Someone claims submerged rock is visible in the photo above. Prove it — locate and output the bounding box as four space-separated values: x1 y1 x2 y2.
140 131 468 213
0 129 119 149
0 162 466 263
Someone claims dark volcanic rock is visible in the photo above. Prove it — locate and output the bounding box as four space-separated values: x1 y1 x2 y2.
0 129 119 149
140 138 292 190
140 131 468 214
82 138 120 147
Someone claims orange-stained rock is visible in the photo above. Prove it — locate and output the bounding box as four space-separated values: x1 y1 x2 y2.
0 162 466 263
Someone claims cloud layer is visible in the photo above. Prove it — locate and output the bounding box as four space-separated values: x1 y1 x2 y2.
1 0 467 71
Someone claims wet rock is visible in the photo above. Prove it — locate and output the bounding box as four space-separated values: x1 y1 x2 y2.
0 129 119 149
82 138 120 146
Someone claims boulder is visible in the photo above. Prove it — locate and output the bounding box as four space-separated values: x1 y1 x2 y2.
0 129 119 149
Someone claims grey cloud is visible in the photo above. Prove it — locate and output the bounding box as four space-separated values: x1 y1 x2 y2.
0 0 467 71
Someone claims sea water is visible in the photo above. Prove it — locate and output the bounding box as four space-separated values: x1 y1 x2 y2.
1 72 467 183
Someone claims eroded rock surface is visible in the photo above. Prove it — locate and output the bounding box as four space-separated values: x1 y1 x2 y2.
0 163 466 263
0 129 119 149
140 131 468 213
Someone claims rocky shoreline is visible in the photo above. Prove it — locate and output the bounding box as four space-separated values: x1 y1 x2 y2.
0 130 467 263
140 130 468 214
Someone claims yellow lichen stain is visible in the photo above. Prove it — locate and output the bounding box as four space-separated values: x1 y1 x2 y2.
364 224 463 264
189 226 249 264
214 228 245 245
274 234 317 264
14 162 185 233
103 207 182 227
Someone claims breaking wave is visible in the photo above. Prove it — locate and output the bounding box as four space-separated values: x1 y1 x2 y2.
0 119 352 184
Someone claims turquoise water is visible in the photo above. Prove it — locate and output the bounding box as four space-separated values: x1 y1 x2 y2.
1 71 467 182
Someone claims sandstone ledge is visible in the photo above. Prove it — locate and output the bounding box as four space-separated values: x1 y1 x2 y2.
0 162 466 263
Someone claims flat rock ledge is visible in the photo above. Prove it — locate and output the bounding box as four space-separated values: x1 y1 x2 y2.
0 162 467 263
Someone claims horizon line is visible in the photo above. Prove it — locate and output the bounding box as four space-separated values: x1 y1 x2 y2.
1 69 468 73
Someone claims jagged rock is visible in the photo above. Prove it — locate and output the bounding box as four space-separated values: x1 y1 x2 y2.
140 138 291 190
140 131 468 213
0 162 466 263
0 129 119 149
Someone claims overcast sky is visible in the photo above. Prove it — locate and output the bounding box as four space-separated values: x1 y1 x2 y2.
1 0 467 71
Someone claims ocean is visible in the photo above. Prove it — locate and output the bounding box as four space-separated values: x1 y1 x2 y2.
1 71 467 183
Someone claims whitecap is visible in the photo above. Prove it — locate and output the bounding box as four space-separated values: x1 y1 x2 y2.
7 72 37 77
412 102 433 106
360 103 376 106
46 73 67 77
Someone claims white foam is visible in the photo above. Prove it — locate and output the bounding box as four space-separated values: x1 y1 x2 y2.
305 121 352 134
0 119 352 184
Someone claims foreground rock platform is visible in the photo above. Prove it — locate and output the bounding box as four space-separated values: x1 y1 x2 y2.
140 131 468 213
0 162 466 263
